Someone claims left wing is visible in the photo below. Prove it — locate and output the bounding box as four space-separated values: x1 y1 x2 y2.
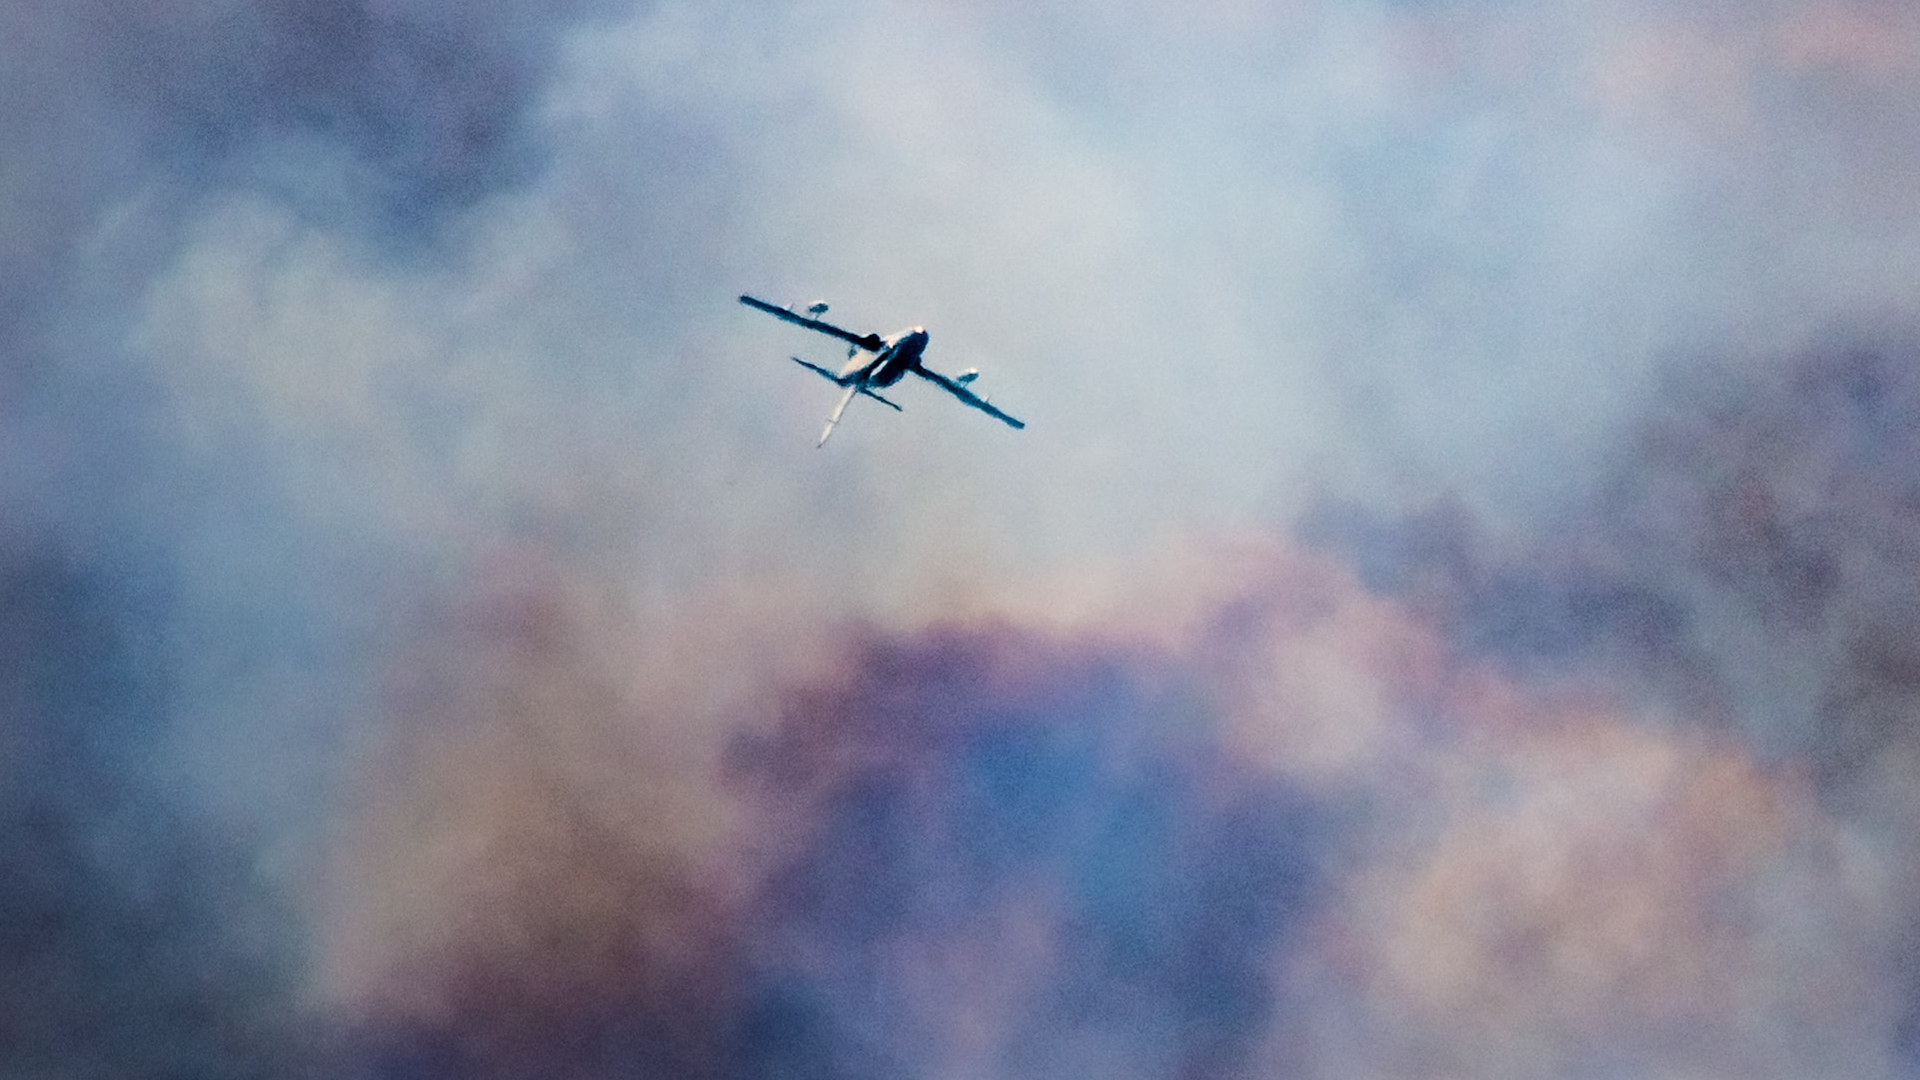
790 356 853 385
790 356 900 409
915 366 1026 430
741 295 884 352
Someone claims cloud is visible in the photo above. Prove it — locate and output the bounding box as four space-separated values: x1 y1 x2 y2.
1295 713 1887 1077
300 534 1898 1077
1304 325 1920 1075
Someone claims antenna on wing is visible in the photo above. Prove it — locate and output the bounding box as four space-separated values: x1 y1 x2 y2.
796 301 857 356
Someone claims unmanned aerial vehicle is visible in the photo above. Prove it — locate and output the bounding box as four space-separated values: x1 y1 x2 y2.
740 294 1026 446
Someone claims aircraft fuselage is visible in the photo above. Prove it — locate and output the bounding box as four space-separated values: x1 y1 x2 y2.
842 327 929 387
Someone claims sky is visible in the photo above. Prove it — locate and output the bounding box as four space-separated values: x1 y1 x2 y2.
6 0 1920 1076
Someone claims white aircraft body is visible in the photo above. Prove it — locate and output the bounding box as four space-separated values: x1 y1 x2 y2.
739 294 1026 446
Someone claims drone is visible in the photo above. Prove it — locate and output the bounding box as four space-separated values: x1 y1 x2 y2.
740 295 1025 446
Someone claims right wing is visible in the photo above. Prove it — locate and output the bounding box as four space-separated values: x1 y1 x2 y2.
916 366 1026 430
742 295 884 352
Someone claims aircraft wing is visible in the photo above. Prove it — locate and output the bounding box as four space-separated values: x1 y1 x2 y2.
789 357 901 410
790 356 853 385
740 295 883 352
916 366 1026 430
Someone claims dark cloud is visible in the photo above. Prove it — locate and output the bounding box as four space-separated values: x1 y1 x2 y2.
728 624 1327 1080
15 0 625 243
0 545 315 1079
1305 326 1920 783
1597 333 1920 768
174 0 624 241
